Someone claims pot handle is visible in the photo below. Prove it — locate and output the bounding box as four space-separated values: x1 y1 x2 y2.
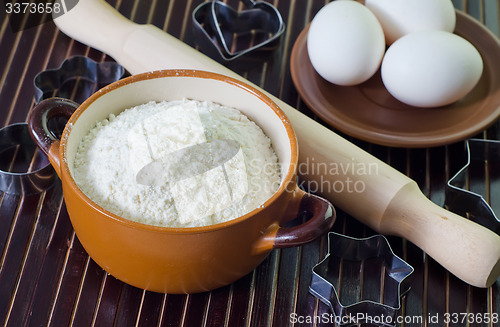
275 189 336 248
28 98 79 177
254 188 336 253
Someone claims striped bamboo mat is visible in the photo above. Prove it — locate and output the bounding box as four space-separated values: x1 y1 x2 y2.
0 0 499 326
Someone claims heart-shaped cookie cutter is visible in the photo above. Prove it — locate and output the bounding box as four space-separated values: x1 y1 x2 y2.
309 232 413 327
192 0 285 61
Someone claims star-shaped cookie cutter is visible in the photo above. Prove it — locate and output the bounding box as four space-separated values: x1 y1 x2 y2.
445 139 500 235
309 232 414 327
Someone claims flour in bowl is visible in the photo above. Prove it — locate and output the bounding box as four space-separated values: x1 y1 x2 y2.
72 99 281 227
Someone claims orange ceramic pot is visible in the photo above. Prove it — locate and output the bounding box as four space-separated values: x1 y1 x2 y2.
28 70 335 294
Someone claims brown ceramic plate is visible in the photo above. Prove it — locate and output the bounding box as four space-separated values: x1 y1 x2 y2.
290 11 500 148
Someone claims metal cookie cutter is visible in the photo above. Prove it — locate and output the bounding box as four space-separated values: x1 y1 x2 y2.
445 139 500 235
0 123 56 195
192 0 285 61
310 232 414 327
0 56 125 196
32 55 125 159
34 55 125 104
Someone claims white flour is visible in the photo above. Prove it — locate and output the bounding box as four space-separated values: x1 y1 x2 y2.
72 99 281 227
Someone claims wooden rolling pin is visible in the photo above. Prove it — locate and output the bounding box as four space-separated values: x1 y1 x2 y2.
52 0 500 288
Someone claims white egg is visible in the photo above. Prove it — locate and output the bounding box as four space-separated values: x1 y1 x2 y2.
365 0 456 45
381 30 483 108
307 0 385 86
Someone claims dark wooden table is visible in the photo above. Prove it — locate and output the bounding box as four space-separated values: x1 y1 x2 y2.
0 0 499 326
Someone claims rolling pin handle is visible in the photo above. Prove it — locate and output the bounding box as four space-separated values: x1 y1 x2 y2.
53 0 138 59
381 181 500 288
